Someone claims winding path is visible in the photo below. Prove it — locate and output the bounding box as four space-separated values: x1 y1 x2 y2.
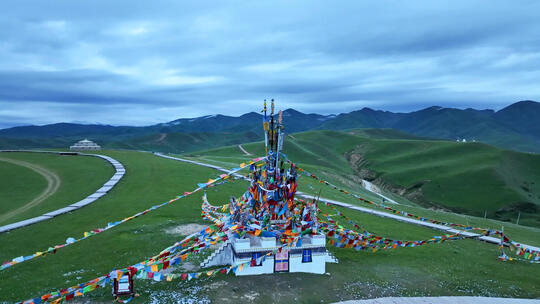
0 157 61 223
238 144 252 156
0 150 125 233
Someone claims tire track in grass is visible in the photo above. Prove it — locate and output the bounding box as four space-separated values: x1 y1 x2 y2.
238 144 252 156
0 157 61 223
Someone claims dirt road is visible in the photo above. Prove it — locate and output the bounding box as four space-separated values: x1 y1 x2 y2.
0 157 61 223
238 144 252 156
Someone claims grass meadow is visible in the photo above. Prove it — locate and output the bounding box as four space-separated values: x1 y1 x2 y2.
0 147 539 303
0 153 113 225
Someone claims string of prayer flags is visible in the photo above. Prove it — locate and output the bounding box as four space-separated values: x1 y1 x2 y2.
2 156 267 272
281 155 539 263
14 143 540 303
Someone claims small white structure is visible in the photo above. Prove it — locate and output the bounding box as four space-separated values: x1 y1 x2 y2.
70 139 101 151
201 233 338 275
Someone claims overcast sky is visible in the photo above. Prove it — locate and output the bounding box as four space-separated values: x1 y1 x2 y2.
1 1 540 128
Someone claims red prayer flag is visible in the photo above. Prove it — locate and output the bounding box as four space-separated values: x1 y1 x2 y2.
65 293 74 301
128 266 138 277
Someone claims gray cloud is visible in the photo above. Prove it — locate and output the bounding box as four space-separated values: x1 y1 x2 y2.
1 0 540 128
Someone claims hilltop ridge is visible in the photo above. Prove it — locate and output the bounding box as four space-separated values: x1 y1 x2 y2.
1 100 539 153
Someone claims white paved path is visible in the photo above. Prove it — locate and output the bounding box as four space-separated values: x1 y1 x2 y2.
0 150 125 233
336 297 540 304
153 152 540 253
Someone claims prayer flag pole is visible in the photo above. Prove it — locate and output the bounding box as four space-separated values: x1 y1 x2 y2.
275 110 283 174
263 100 269 154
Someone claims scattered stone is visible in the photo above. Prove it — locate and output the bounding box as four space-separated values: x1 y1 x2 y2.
204 280 228 290
149 289 210 304
165 223 206 236
180 262 198 271
62 269 85 277
242 291 260 301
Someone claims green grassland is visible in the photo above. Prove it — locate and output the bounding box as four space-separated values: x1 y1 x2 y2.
350 136 540 227
187 129 540 228
0 159 47 216
184 130 540 245
0 130 260 155
0 153 114 225
0 150 244 301
107 131 260 154
1 150 539 303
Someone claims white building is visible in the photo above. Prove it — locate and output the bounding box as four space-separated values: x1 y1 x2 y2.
69 139 101 151
201 233 338 275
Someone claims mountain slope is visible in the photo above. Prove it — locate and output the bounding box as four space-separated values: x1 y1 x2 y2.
1 100 539 153
191 129 540 227
0 123 146 138
317 108 403 129
107 131 260 153
159 109 333 134
316 104 540 152
494 100 540 139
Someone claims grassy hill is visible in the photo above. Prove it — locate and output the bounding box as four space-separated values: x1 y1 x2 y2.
0 137 74 150
2 101 540 154
1 150 539 303
107 131 260 154
316 102 540 153
187 129 540 228
347 136 540 227
0 131 261 154
495 100 540 139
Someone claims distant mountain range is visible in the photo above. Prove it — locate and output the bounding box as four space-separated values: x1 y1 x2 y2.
1 100 539 153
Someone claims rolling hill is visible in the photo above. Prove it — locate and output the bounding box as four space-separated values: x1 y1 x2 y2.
107 131 261 154
1 100 539 153
189 129 540 228
494 100 540 139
